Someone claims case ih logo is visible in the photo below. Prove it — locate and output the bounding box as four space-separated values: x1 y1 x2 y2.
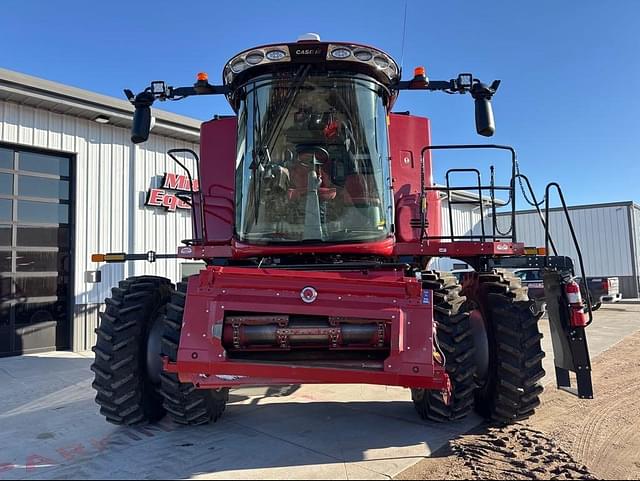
145 173 199 212
295 48 322 55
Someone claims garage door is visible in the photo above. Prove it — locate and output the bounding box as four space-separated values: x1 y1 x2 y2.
0 145 72 356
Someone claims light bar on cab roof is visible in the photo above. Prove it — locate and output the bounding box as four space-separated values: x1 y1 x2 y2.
223 42 400 87
223 45 292 85
326 44 399 83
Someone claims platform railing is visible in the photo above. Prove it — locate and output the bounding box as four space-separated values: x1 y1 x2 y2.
420 144 517 243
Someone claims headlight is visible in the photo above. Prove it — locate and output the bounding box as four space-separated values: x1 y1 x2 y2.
245 51 264 65
331 47 352 59
354 49 373 61
373 56 390 69
224 45 291 86
266 49 287 61
230 59 248 73
326 43 400 83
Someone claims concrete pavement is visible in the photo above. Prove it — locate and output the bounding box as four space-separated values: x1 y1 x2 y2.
0 304 638 480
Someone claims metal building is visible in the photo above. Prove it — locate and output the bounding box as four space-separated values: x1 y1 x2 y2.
496 202 640 298
430 192 507 272
0 68 200 356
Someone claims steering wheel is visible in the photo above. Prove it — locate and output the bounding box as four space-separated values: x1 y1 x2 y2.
295 145 330 167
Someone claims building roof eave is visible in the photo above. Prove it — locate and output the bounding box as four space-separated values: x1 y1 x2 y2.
0 67 201 143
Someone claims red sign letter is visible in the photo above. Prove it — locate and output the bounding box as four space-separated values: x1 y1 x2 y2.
162 194 179 212
163 173 182 190
146 188 165 207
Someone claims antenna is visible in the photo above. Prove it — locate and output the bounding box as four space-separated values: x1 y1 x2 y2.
399 0 409 77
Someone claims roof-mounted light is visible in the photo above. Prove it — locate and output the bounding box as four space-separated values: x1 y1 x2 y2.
330 47 351 59
373 56 390 69
266 49 287 60
326 43 399 83
224 45 291 85
230 59 248 74
245 51 264 65
354 49 373 61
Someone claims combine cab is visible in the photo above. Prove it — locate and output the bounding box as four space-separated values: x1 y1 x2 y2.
91 34 593 426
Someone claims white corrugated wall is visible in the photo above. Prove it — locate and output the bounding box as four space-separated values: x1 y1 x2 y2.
0 99 199 349
496 204 634 279
430 198 490 271
439 198 485 239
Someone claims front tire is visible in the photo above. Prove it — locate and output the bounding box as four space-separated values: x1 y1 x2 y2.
91 276 172 425
462 271 545 424
159 281 229 425
411 272 477 422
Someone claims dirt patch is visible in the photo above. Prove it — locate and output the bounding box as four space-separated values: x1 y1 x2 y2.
397 330 640 480
397 424 593 480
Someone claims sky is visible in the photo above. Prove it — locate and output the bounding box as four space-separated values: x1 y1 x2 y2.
1 0 639 207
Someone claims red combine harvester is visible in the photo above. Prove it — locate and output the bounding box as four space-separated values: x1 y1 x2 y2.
91 35 593 426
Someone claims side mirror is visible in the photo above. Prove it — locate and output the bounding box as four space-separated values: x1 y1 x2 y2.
471 80 500 137
130 91 155 144
474 97 495 137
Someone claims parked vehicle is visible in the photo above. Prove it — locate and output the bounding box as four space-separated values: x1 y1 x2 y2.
451 268 475 284
512 268 547 314
577 277 622 311
513 268 621 312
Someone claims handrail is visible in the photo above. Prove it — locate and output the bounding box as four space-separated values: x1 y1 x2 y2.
420 144 517 243
544 182 593 326
515 174 558 256
167 148 207 243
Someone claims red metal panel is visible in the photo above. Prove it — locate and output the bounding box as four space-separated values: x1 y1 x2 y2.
199 117 236 244
394 240 525 257
166 266 449 390
388 113 442 242
230 237 395 258
176 238 395 259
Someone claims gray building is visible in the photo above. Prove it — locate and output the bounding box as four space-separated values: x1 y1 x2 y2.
497 201 640 298
0 68 200 357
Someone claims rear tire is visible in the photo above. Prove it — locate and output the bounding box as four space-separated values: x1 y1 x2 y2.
160 281 229 425
91 276 172 425
462 270 545 424
411 272 477 422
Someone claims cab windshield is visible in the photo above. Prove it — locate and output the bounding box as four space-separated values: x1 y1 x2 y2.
235 70 392 244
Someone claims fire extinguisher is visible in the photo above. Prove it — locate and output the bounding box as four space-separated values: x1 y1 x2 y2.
565 279 588 328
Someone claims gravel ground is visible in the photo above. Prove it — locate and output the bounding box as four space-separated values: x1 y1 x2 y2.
397 329 640 480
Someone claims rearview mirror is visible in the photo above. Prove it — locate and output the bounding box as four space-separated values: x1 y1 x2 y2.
130 91 155 144
471 80 499 137
474 97 495 137
131 105 151 144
